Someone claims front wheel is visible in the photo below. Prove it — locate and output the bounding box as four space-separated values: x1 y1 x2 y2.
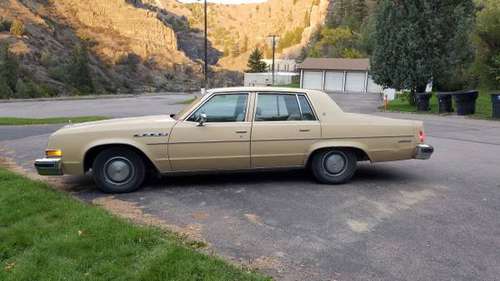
311 149 357 184
92 148 146 193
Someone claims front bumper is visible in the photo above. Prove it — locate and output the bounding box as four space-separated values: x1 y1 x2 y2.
414 144 434 160
34 158 63 176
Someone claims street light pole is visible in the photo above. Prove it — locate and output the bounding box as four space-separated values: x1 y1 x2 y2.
268 35 278 85
204 0 208 90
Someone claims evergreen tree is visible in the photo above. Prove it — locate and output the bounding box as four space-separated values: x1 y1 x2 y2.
246 48 267 73
68 45 94 94
371 0 475 104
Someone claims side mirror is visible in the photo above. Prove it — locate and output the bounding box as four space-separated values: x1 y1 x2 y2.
197 113 207 126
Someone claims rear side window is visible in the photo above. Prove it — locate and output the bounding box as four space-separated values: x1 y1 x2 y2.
255 93 317 121
255 94 302 121
298 95 316 120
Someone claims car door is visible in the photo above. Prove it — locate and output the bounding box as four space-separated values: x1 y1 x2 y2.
168 93 251 171
251 92 321 168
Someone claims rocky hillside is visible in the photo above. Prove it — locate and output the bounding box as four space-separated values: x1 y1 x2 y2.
151 0 330 70
0 0 330 98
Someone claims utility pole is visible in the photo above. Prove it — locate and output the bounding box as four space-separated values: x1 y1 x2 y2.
267 35 279 85
204 0 208 91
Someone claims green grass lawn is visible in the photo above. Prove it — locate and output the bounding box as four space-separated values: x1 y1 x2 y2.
0 116 109 126
175 97 198 105
386 91 494 120
0 168 269 281
273 82 300 88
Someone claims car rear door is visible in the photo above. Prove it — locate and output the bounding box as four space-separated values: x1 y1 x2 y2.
251 92 321 168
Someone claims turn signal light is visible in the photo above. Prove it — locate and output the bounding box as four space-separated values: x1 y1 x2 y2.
45 149 63 158
419 131 426 143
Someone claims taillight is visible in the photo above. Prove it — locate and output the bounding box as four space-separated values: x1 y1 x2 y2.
419 130 425 143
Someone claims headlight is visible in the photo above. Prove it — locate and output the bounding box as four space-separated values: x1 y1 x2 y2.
45 149 63 158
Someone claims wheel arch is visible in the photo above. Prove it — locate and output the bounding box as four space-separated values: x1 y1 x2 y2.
305 142 371 169
83 143 158 174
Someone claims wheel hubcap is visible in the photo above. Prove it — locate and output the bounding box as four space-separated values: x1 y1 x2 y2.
324 152 347 175
104 157 134 185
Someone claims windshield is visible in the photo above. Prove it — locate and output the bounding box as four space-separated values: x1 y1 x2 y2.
173 96 203 120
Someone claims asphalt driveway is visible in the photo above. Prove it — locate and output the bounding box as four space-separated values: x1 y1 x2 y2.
1 93 500 281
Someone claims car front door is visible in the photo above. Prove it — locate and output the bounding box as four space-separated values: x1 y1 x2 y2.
251 92 321 168
168 93 251 171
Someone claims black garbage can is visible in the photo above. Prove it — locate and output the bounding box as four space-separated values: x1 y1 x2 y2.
453 90 478 115
492 93 500 119
436 92 453 113
416 92 432 111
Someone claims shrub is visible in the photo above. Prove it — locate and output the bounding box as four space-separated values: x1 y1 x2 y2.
0 17 12 32
117 53 141 72
67 45 94 94
473 0 500 90
15 79 54 99
9 19 25 36
0 78 13 99
0 43 18 91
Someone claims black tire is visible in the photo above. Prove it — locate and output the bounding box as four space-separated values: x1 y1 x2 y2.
311 149 357 184
92 148 146 193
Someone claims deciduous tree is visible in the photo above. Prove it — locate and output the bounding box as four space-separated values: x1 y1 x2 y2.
371 0 475 103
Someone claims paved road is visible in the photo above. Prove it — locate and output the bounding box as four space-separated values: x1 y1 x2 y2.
0 93 195 118
1 93 500 281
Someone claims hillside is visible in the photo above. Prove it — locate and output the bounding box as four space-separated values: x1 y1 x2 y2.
0 0 332 98
151 0 330 70
0 0 209 98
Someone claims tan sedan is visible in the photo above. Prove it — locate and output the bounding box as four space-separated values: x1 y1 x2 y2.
35 87 433 193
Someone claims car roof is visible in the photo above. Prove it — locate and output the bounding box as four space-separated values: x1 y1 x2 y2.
207 86 322 95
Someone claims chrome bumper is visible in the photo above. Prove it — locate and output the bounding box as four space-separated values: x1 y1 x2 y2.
34 158 63 176
414 144 434 160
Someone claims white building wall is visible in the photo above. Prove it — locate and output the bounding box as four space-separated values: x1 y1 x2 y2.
244 72 298 87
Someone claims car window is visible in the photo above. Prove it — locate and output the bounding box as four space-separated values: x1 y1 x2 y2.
298 95 317 120
187 94 248 122
256 94 317 121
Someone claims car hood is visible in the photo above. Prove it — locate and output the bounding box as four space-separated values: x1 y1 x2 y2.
54 115 176 135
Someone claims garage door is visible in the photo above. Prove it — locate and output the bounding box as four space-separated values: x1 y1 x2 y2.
324 71 344 92
302 71 323 90
367 76 383 93
345 71 366 92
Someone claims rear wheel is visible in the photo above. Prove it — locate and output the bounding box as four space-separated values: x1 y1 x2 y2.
92 148 146 193
311 149 357 184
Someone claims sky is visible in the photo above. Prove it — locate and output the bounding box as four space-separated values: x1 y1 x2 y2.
179 0 267 4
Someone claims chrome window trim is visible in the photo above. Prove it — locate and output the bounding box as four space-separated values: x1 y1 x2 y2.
297 93 318 121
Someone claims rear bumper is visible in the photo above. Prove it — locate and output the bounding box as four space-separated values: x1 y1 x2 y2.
414 144 434 160
34 158 63 176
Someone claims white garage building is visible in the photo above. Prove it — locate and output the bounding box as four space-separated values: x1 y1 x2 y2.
298 58 383 93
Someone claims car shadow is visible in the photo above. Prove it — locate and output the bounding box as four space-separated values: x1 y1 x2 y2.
64 162 421 194
143 163 417 191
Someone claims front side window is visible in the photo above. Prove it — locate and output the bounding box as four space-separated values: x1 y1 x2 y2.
255 93 317 121
188 94 248 122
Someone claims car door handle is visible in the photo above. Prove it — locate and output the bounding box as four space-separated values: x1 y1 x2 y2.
299 129 310 132
235 130 248 134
